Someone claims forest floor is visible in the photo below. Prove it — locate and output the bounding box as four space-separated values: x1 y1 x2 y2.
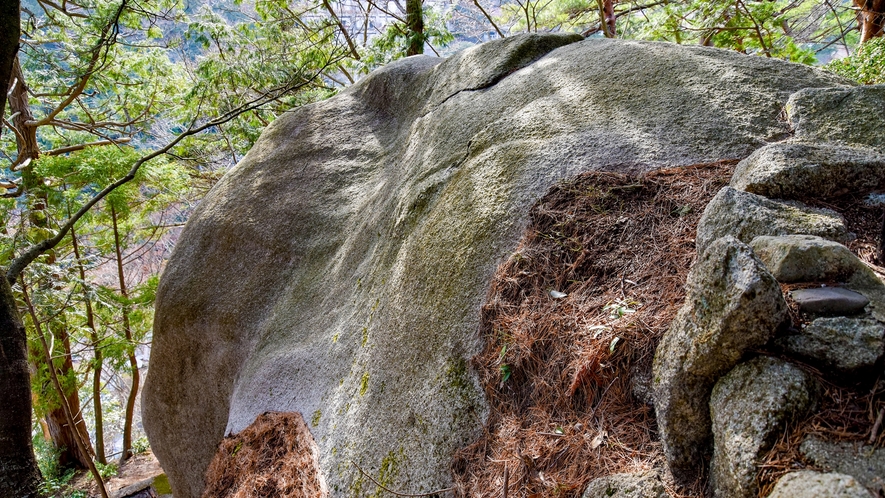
451 162 735 498
71 450 166 497
450 163 884 498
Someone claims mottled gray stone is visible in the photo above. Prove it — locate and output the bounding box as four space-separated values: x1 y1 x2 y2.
730 143 885 200
801 436 885 494
142 35 849 498
750 235 867 283
581 472 668 498
776 316 884 375
709 357 817 498
768 471 874 498
787 85 885 148
653 236 786 482
791 287 871 315
696 187 847 257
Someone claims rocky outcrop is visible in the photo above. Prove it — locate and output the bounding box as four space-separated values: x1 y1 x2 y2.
776 317 884 375
652 236 786 479
800 436 885 494
142 34 856 498
652 83 885 497
730 143 885 199
749 235 868 283
709 357 817 498
786 85 885 148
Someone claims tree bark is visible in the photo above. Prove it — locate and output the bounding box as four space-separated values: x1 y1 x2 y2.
856 0 885 42
0 275 42 497
72 226 106 464
0 6 43 493
41 319 95 470
0 0 18 124
8 58 39 171
112 206 139 464
597 0 616 38
406 0 424 55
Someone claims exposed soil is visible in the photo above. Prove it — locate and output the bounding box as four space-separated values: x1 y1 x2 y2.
202 412 326 498
451 162 736 498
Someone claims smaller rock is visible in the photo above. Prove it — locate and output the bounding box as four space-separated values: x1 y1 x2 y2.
776 316 884 375
750 235 866 283
730 143 885 200
581 471 668 498
112 478 159 498
787 86 885 149
800 436 885 494
791 287 870 315
654 236 786 482
768 471 873 498
696 187 847 256
709 356 817 498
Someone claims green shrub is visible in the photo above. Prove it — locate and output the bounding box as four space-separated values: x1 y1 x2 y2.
826 37 885 84
94 461 118 479
132 435 151 455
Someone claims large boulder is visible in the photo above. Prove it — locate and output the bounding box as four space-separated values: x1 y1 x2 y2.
142 34 849 498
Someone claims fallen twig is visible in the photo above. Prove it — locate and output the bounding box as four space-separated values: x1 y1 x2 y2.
870 406 884 444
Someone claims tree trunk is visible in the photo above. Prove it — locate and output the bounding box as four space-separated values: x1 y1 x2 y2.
856 0 885 42
0 2 37 492
41 320 95 470
112 206 139 464
597 0 616 38
406 0 424 55
8 58 40 171
22 282 109 498
0 0 18 124
71 226 106 464
0 275 42 497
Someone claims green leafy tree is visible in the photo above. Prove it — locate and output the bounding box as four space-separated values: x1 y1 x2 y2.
1 0 347 494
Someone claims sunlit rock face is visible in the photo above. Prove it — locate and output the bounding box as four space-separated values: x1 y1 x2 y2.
141 34 848 498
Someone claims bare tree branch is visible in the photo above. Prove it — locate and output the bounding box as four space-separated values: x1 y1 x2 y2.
473 0 505 38
6 67 335 283
44 138 132 156
322 0 362 60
